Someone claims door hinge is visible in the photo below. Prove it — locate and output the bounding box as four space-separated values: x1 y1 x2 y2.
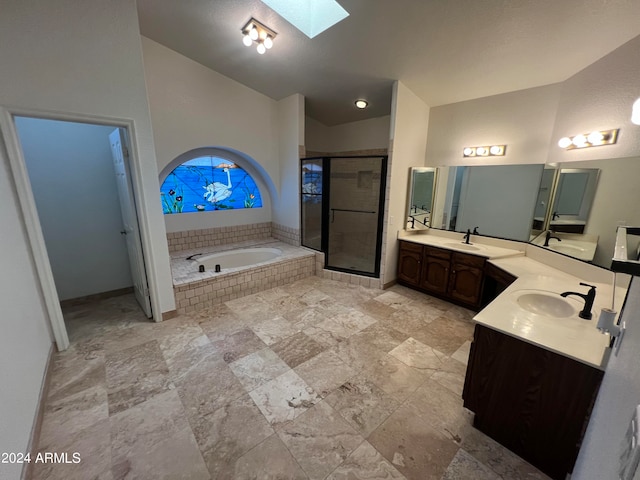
123 145 130 158
143 287 150 297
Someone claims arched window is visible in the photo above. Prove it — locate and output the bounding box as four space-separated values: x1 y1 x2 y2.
160 156 263 214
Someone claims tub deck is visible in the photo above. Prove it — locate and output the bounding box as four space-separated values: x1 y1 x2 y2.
170 239 317 313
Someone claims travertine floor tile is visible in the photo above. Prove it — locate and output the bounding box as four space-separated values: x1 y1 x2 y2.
276 401 364 480
110 390 209 480
208 327 267 363
294 349 356 398
326 441 407 480
353 322 409 354
313 309 377 340
442 448 501 480
193 394 274 478
389 337 447 372
368 404 459 480
249 369 320 425
229 347 291 391
412 315 474 356
431 357 467 396
105 340 172 415
373 290 412 309
360 352 428 402
271 331 326 368
233 434 308 479
324 378 399 437
451 339 472 365
251 315 299 345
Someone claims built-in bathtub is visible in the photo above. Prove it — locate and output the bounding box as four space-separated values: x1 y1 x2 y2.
171 239 316 314
196 247 283 271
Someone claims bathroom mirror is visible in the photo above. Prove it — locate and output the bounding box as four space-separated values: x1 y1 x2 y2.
406 167 437 230
548 168 600 233
428 157 640 269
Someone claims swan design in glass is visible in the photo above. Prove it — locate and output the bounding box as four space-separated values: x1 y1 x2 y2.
203 168 233 204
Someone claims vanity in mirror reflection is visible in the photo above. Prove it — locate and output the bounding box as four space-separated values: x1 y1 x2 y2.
406 167 436 230
406 157 640 269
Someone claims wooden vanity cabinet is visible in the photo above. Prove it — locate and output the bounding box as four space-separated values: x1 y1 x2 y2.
463 324 604 480
397 241 423 287
480 262 517 309
397 240 485 308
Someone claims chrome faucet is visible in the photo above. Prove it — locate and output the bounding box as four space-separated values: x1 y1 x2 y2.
560 282 596 320
543 230 561 247
463 229 472 244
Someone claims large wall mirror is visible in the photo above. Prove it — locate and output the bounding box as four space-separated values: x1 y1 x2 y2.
406 167 437 230
417 157 640 269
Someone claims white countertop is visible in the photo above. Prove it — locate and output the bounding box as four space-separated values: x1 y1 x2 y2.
479 256 613 369
529 232 598 262
397 229 622 370
399 230 525 259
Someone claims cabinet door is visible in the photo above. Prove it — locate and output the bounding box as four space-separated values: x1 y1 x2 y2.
464 325 603 480
397 248 423 287
421 256 450 295
449 263 484 307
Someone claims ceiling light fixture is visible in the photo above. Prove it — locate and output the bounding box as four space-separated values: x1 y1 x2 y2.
557 128 619 150
462 145 507 157
355 99 368 109
241 18 277 55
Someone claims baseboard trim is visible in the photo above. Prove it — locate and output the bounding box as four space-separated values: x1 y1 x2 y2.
162 309 178 321
383 279 397 289
59 286 134 308
22 343 55 480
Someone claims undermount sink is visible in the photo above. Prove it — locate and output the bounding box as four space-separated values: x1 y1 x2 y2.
549 244 586 255
444 242 481 251
515 291 576 318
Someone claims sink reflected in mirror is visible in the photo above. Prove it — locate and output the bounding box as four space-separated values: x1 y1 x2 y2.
514 290 578 318
444 242 482 251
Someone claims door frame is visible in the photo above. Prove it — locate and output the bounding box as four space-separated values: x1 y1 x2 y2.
0 106 163 351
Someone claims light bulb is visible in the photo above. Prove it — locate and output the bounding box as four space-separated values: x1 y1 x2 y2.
249 26 258 40
257 42 266 54
587 131 604 145
264 36 273 49
355 100 368 109
242 34 253 47
558 137 572 148
632 98 640 125
572 134 587 147
476 147 487 156
463 147 474 156
489 145 503 155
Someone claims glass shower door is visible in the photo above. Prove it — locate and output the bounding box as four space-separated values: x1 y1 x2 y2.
301 158 323 251
326 156 386 275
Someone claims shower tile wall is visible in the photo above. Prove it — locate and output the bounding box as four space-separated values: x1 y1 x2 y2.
167 223 272 253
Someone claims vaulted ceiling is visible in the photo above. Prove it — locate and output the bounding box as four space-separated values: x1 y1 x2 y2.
137 0 640 126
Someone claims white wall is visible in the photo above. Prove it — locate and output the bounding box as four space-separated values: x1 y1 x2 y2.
550 35 640 164
274 94 304 229
305 115 391 153
141 37 280 232
572 277 640 479
0 1 173 474
426 84 562 167
14 117 133 300
383 82 430 285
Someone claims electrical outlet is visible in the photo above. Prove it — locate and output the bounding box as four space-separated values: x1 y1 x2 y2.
619 405 640 480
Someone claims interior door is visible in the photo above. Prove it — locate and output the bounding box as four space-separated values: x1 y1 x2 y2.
109 128 152 318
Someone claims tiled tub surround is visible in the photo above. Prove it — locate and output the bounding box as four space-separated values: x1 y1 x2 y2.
166 222 272 253
272 222 301 246
172 239 315 313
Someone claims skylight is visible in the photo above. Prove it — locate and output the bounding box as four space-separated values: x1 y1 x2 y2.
260 0 349 38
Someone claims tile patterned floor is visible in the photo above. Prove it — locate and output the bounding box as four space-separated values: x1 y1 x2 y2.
33 277 551 480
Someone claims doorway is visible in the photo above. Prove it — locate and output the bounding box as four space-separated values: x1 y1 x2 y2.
10 116 152 348
301 155 387 277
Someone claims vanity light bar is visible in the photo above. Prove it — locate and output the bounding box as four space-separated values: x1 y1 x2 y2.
463 145 506 157
557 128 619 150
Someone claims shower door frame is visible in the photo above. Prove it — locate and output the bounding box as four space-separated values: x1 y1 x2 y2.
300 155 388 278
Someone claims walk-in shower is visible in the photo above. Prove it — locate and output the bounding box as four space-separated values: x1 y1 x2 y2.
301 155 387 277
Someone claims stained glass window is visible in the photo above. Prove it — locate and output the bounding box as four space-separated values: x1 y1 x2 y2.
160 157 262 214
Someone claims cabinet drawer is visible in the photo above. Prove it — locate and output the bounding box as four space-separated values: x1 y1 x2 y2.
453 252 485 268
424 246 451 260
399 240 424 253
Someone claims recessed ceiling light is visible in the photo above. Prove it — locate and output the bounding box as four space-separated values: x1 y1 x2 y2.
355 99 368 109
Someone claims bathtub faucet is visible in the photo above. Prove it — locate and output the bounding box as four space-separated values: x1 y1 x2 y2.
186 253 203 260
